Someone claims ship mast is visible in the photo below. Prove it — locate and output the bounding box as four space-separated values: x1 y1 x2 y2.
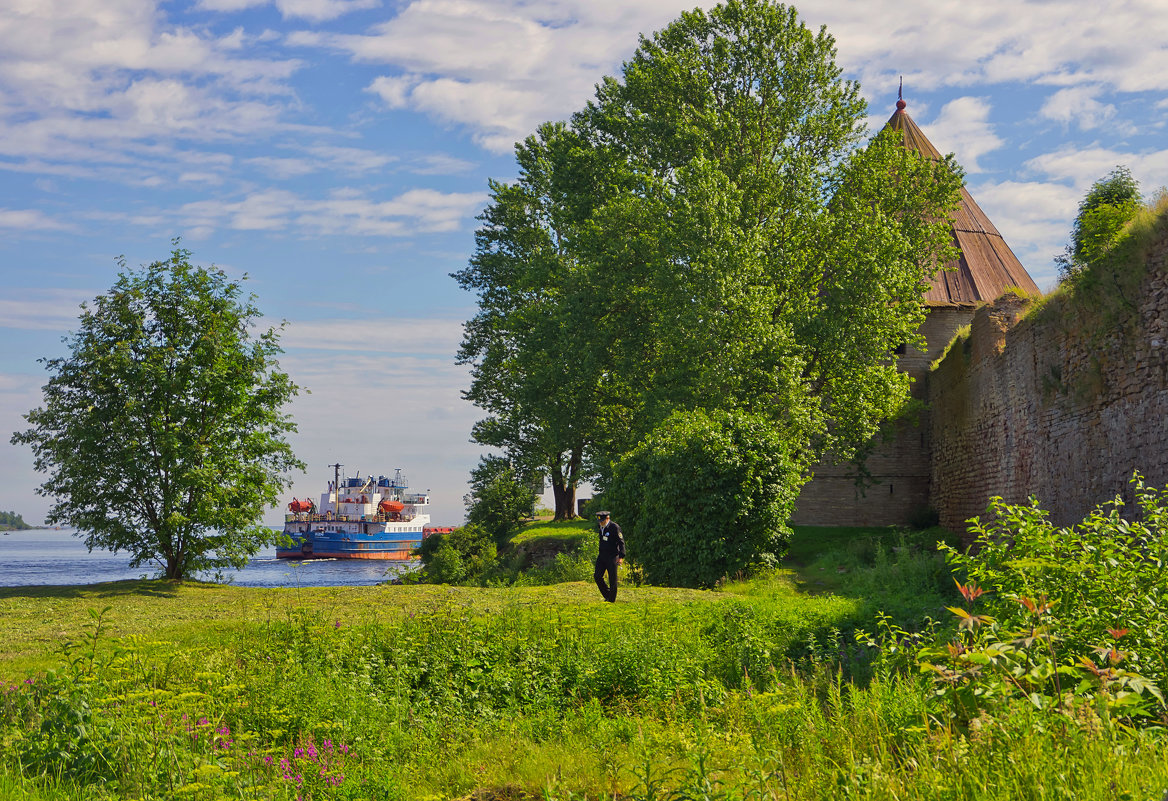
330 462 343 514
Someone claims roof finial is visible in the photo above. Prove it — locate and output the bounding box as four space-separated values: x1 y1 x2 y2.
896 76 906 111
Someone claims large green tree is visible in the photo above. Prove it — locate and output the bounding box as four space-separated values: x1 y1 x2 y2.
575 1 962 473
457 0 962 576
11 247 303 580
454 123 619 519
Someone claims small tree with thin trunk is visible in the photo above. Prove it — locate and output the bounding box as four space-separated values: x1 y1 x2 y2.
11 245 303 580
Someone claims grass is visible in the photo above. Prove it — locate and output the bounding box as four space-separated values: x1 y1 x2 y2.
509 518 593 547
2 522 1166 800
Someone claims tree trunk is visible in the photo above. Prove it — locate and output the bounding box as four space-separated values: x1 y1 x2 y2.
550 447 583 520
551 481 577 521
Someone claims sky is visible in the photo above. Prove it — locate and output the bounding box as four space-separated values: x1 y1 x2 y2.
2 0 1167 529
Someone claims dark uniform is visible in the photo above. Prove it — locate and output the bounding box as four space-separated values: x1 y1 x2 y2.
593 512 625 602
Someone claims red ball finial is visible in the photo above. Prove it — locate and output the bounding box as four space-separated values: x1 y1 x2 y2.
896 98 906 110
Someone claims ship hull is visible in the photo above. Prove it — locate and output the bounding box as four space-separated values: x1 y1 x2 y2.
275 548 417 560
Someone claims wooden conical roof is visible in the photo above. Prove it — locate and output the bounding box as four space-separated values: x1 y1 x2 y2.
885 99 1040 305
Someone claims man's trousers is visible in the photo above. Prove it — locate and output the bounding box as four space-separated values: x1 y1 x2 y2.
594 554 619 602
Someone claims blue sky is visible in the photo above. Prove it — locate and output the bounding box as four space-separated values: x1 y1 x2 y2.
3 0 1167 528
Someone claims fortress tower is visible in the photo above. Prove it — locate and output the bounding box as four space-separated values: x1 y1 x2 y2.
791 94 1041 527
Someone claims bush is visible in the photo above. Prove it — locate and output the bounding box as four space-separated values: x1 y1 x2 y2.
941 473 1168 687
607 409 803 588
465 456 539 547
414 524 497 584
1057 166 1141 281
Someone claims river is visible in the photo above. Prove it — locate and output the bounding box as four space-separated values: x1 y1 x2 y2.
0 529 416 588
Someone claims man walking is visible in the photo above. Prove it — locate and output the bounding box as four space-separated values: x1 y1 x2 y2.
593 511 625 602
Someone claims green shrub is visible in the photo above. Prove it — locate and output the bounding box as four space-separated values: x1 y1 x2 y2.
414 524 498 584
465 456 538 547
937 473 1168 691
608 409 802 588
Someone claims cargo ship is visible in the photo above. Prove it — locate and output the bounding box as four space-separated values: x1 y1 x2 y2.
277 465 453 560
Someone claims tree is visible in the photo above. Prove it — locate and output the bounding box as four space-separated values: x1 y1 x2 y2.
1058 166 1141 281
464 455 539 547
454 123 619 519
607 408 803 588
11 246 303 580
456 0 962 580
0 511 32 530
575 0 961 474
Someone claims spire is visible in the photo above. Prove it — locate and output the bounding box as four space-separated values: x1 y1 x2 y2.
882 88 1040 305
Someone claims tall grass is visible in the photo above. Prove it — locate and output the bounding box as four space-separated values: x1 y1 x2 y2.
1 519 1165 800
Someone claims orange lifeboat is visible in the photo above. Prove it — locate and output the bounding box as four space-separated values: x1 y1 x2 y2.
378 499 405 515
288 498 315 514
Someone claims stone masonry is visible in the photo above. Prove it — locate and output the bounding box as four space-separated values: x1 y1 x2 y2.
928 229 1168 532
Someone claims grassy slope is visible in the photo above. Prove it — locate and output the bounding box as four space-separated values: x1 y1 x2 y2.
0 523 933 676
2 525 1165 800
0 579 720 678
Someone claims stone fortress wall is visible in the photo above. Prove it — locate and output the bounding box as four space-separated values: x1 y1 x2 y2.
792 98 1167 534
790 307 974 526
793 222 1168 534
928 229 1168 531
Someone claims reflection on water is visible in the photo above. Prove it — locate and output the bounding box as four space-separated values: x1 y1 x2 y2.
0 529 416 588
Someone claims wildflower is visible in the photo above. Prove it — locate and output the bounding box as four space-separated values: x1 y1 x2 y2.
264 756 273 765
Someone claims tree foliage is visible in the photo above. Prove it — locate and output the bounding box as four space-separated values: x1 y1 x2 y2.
1058 166 1142 281
607 409 802 588
414 524 497 585
455 0 963 583
0 511 32 530
454 123 617 520
464 455 538 547
11 246 303 580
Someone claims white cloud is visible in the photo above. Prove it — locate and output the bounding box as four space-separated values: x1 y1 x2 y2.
0 289 98 331
175 186 485 236
245 146 398 179
0 208 72 231
410 153 475 175
299 0 688 152
1025 146 1168 193
281 316 463 354
367 75 417 109
808 0 1168 94
1039 86 1117 130
969 179 1081 289
294 0 1168 154
921 97 1003 173
0 0 303 185
198 0 380 22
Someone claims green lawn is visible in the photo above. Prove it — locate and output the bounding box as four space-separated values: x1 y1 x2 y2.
1 525 1165 800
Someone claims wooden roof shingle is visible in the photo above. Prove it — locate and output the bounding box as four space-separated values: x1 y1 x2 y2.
885 99 1041 306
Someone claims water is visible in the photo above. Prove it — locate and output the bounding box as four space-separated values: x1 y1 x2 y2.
0 529 417 588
